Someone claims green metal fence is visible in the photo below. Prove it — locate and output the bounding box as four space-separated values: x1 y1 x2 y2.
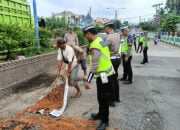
0 0 32 27
148 32 180 47
161 35 180 46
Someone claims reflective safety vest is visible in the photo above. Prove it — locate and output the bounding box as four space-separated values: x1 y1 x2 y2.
89 37 114 77
121 37 134 55
139 36 144 43
121 38 128 54
143 36 150 47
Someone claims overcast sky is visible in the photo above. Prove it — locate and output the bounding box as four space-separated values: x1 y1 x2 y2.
28 0 166 23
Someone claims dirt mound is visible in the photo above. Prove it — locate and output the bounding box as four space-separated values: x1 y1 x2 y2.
0 114 96 130
0 82 96 130
26 84 64 114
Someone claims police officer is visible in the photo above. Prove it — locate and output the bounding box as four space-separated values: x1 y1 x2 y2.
136 32 144 53
133 34 137 51
84 25 114 130
120 27 133 84
141 31 150 64
104 21 121 106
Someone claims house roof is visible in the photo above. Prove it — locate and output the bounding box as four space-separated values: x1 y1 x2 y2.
54 11 75 16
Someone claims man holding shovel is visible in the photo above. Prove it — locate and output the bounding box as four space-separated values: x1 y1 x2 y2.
56 37 82 98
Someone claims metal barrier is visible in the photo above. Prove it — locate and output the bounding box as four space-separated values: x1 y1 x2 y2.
148 32 180 47
160 35 180 46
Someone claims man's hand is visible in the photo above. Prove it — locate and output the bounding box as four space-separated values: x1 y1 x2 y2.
57 68 62 77
125 56 129 62
85 82 91 89
57 70 61 76
67 71 71 78
64 69 71 78
77 58 80 63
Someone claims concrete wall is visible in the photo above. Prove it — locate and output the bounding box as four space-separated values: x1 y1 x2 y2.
0 52 57 92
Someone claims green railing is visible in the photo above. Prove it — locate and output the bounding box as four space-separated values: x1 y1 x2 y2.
160 35 180 46
148 32 180 47
148 32 156 39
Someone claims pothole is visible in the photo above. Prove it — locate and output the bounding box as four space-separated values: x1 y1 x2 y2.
151 89 161 95
141 111 164 130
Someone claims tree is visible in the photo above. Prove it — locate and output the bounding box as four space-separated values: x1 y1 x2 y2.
95 23 104 33
0 24 36 60
114 20 121 30
161 14 180 34
165 0 180 15
139 22 156 31
122 21 129 27
45 16 67 31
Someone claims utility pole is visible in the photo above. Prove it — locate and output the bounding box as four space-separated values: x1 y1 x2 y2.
89 7 92 16
107 7 125 32
152 3 163 32
173 0 177 15
63 11 66 25
115 10 118 19
152 3 163 17
139 16 141 23
139 16 141 29
33 0 40 47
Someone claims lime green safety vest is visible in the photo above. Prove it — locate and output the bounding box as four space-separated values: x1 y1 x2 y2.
121 38 128 54
89 37 114 77
121 38 134 55
143 36 150 47
139 36 144 42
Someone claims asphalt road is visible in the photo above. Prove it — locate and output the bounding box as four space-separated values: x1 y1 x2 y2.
0 41 180 130
64 42 180 130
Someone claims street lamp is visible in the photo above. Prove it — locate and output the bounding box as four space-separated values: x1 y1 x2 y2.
33 0 40 47
107 7 126 31
107 7 126 19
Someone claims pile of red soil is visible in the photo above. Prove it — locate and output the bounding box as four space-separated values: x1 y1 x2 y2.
26 84 65 114
0 82 97 130
0 114 96 130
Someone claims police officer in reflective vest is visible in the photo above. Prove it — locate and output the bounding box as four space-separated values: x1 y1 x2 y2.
141 31 150 64
104 21 121 107
84 25 114 130
137 32 144 53
120 27 133 84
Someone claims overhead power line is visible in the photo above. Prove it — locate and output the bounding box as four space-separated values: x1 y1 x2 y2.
121 13 154 20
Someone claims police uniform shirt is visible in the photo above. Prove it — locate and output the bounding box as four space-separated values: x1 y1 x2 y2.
106 31 120 56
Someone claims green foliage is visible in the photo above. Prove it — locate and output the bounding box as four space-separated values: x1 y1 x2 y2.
140 22 156 31
165 0 180 15
161 14 180 33
122 21 129 27
95 23 104 33
74 28 88 46
52 28 67 38
45 16 67 31
114 20 121 30
0 24 36 60
39 28 54 48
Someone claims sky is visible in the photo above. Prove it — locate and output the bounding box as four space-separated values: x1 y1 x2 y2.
27 0 167 23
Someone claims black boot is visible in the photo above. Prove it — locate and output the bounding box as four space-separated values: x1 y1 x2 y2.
109 101 116 107
119 77 127 81
123 81 132 85
116 99 121 103
96 122 109 130
91 113 101 120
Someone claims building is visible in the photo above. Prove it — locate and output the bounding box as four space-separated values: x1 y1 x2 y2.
53 11 85 26
95 17 111 24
